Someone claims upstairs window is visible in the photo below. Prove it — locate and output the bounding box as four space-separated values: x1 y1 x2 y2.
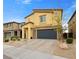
54 11 58 17
40 15 46 22
8 23 12 27
4 24 8 28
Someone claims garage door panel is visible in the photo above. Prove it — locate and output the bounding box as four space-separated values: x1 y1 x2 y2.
37 29 57 39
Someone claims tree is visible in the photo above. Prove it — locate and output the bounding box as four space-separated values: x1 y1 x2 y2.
55 16 68 49
56 16 63 42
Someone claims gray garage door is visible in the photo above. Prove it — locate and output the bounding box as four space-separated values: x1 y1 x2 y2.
37 29 57 39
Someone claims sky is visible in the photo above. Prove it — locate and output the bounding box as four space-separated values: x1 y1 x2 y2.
3 0 76 25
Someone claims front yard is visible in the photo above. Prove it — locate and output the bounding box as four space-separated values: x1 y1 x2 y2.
4 39 76 59
53 40 76 59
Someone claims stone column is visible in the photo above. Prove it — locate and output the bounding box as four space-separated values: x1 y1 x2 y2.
36 29 37 39
17 30 20 38
26 29 27 39
22 28 24 39
28 27 31 39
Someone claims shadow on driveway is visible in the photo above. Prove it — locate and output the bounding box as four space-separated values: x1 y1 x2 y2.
3 55 12 59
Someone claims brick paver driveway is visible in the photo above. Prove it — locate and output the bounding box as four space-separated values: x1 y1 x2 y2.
3 39 67 59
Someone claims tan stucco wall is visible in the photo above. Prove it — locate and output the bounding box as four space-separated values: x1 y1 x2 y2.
22 9 63 39
68 14 76 38
25 10 62 27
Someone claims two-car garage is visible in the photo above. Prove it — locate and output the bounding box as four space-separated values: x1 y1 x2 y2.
37 29 57 39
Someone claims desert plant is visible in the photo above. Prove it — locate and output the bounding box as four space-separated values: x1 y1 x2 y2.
66 38 73 44
11 36 17 41
17 38 20 41
11 38 16 41
55 16 64 42
11 36 20 41
4 39 9 42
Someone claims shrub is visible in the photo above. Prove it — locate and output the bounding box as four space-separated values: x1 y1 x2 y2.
66 38 73 44
11 38 16 41
4 39 9 42
11 36 17 41
17 38 20 41
11 36 20 41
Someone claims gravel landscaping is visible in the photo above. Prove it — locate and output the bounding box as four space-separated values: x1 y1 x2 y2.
3 39 76 59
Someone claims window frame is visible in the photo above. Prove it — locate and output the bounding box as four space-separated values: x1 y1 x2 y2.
40 15 46 22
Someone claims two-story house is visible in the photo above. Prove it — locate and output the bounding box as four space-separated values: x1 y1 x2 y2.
68 11 76 39
22 9 63 39
3 22 25 39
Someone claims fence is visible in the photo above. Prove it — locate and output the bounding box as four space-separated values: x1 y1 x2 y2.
63 32 73 39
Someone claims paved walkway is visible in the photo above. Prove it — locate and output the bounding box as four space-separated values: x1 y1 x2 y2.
4 39 68 59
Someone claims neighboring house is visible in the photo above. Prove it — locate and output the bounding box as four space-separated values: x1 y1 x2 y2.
19 22 25 29
68 11 76 39
22 9 63 39
3 22 25 39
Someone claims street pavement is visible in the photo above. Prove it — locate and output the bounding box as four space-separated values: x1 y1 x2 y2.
3 39 68 59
